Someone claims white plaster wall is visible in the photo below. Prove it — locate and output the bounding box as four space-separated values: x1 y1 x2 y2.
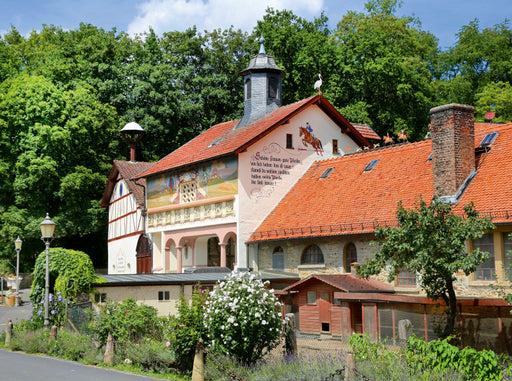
151 232 163 272
182 243 193 268
107 176 146 274
237 104 361 268
108 235 139 274
194 236 209 267
95 284 195 316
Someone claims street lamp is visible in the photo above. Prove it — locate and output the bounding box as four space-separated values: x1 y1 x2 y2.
40 213 56 328
14 236 22 307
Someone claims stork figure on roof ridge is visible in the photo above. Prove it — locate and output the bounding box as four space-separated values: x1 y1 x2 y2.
314 74 323 95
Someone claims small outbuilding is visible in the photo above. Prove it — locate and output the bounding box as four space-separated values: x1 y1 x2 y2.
280 274 393 336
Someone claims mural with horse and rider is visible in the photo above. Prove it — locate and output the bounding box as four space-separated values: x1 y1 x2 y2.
299 122 323 155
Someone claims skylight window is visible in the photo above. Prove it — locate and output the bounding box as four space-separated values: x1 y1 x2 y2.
427 153 432 162
209 137 223 147
319 167 334 179
363 159 379 173
479 132 498 147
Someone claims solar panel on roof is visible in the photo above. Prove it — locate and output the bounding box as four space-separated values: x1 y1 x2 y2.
479 132 498 147
363 159 379 173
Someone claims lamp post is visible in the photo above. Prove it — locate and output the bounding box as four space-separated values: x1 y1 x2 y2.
40 213 55 328
14 236 22 307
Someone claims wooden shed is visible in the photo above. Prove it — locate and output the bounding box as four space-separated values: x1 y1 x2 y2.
281 274 393 336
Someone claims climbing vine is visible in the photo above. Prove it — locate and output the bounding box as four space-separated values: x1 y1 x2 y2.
30 247 97 304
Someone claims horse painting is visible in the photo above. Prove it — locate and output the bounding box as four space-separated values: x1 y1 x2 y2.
299 126 323 155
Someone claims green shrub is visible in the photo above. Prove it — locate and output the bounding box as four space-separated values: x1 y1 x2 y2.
30 247 97 304
204 271 283 365
123 338 178 373
350 334 512 381
7 329 49 353
55 330 100 362
351 334 464 381
406 335 510 381
89 298 161 346
169 286 209 372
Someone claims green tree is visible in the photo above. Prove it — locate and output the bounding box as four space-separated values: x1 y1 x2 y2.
332 0 438 140
357 196 495 337
255 8 337 105
0 74 120 267
475 81 512 122
435 20 512 107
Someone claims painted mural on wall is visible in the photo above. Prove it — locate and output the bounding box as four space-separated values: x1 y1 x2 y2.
147 157 238 209
299 122 323 155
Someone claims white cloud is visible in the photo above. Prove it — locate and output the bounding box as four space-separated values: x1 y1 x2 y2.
127 0 324 36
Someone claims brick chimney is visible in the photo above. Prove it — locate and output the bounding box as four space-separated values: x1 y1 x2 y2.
429 104 475 197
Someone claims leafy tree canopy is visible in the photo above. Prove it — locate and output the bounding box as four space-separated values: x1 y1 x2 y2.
0 0 510 271
357 196 495 337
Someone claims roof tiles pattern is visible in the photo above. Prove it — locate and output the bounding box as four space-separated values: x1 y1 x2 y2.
250 122 512 242
137 97 315 177
137 95 370 178
351 123 381 140
101 160 153 207
283 274 394 293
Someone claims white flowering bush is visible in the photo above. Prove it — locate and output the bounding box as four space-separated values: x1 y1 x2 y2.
205 271 284 365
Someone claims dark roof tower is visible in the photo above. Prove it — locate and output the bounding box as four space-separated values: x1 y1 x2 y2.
237 37 285 128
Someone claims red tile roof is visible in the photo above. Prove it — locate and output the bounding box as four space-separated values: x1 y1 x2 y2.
456 122 512 223
282 274 394 293
137 95 371 178
351 123 381 140
250 122 512 242
101 160 154 208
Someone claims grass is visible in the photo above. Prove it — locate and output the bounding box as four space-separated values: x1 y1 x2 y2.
101 363 190 380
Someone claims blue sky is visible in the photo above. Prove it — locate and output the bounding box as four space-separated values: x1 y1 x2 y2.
1 0 510 49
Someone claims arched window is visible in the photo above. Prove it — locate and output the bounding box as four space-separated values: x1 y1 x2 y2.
245 78 251 100
301 244 324 265
119 183 123 197
272 246 284 270
207 237 220 266
344 243 357 273
268 76 278 99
